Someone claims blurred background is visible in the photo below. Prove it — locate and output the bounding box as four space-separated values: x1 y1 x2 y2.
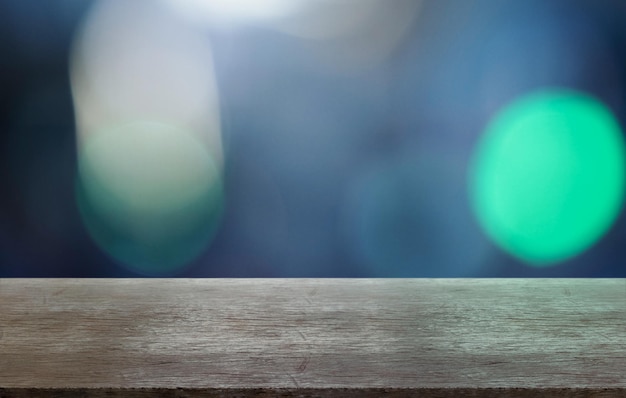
2 0 626 277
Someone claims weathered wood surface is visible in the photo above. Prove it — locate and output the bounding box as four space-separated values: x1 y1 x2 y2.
0 279 625 397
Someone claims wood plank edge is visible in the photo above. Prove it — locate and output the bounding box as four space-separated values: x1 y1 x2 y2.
1 388 624 397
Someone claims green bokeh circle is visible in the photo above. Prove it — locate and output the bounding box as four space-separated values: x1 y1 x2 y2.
469 89 626 265
76 121 224 275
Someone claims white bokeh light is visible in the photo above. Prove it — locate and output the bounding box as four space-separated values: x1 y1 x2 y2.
71 0 224 274
165 0 421 71
71 0 222 164
163 0 299 25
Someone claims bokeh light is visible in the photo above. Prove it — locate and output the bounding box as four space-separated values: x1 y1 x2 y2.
70 0 224 274
163 0 298 25
165 0 420 72
76 122 223 275
70 0 222 165
270 0 420 71
470 89 626 266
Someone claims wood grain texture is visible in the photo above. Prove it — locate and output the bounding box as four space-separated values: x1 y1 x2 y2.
0 279 625 397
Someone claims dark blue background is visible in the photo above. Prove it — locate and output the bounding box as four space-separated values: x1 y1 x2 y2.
2 0 626 277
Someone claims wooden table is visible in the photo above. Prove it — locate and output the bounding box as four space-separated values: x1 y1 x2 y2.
0 279 625 397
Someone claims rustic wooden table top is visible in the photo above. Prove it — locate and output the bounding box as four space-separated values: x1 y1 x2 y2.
0 278 625 397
